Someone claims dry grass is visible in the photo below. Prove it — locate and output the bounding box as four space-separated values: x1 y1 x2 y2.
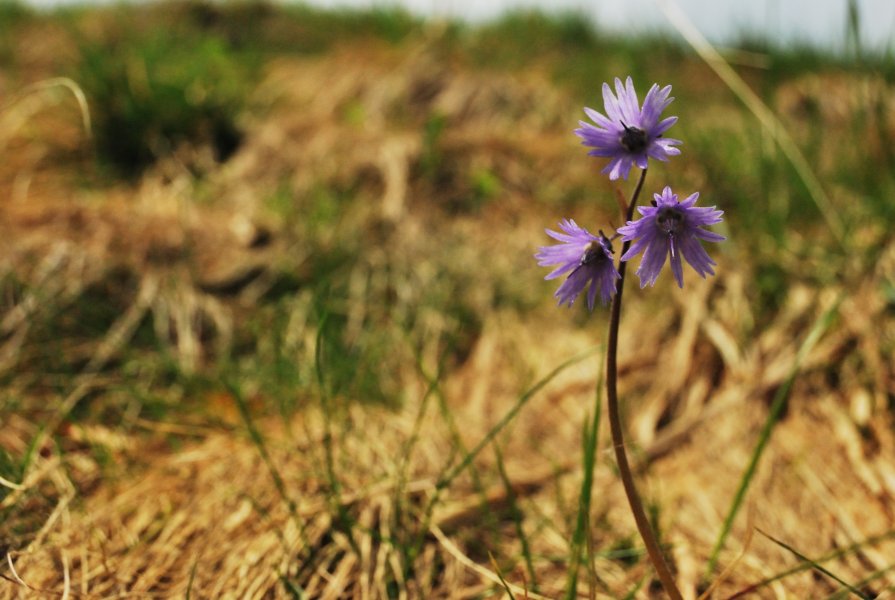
1 11 894 599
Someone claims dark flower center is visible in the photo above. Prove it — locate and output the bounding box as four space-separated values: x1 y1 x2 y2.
656 206 684 234
620 122 648 153
580 240 607 266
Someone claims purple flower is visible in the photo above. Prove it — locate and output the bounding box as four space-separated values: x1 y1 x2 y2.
574 77 682 181
536 219 620 310
617 187 725 288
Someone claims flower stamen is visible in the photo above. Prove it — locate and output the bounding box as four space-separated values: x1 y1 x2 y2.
574 77 681 180
620 121 648 153
618 186 725 288
656 206 684 234
535 220 621 309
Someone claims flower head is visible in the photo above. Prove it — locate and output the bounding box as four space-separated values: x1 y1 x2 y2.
574 77 682 180
617 187 725 288
535 219 620 310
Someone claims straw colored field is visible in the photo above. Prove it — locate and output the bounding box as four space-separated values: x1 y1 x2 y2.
0 4 893 598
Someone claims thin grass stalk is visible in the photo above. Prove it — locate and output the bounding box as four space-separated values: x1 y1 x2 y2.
826 562 895 600
0 77 93 139
565 353 604 600
605 168 683 600
656 0 845 248
706 297 842 575
756 528 872 600
493 443 538 592
314 313 361 555
621 573 649 600
410 353 490 563
489 552 518 600
723 530 895 599
225 379 310 553
390 343 451 579
436 348 596 491
410 348 593 575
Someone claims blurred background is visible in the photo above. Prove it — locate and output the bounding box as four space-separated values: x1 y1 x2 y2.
0 0 893 597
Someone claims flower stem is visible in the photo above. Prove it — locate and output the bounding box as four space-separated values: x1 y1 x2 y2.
606 168 683 600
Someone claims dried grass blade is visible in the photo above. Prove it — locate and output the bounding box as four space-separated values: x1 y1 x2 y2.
0 475 23 491
430 524 549 600
699 521 754 600
656 0 846 248
0 77 92 139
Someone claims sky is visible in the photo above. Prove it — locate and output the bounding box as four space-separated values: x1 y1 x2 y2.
21 0 895 53
304 0 895 52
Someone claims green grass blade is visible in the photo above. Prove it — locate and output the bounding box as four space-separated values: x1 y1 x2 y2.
437 347 597 491
312 310 361 555
494 442 538 592
224 379 311 553
489 552 518 600
409 346 495 567
706 297 842 575
413 348 595 584
565 351 604 600
389 342 450 577
185 558 199 600
621 573 649 600
226 379 292 509
756 528 872 600
725 529 895 599
826 562 895 600
280 575 306 599
657 0 846 248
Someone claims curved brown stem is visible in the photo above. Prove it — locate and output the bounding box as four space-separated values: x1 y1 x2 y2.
606 168 683 600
